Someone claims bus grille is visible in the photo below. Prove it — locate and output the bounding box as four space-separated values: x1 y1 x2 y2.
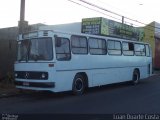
14 71 48 80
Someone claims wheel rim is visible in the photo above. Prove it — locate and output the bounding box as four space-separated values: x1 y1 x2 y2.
75 78 83 91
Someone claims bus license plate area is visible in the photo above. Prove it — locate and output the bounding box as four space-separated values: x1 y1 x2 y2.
23 82 30 86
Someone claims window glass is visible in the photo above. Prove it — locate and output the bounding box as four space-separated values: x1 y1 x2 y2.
115 42 121 50
108 40 115 50
135 44 145 56
108 40 121 55
71 35 87 54
17 38 53 61
55 37 71 61
122 42 134 56
89 37 107 55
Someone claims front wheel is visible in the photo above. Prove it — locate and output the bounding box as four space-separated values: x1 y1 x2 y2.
72 74 86 95
132 70 140 85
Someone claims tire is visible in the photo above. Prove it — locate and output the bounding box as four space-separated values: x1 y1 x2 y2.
132 70 140 85
72 74 86 95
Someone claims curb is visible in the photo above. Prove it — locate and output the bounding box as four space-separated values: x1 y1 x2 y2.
150 73 160 78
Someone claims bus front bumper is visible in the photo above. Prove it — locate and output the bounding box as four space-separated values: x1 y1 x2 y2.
14 81 55 88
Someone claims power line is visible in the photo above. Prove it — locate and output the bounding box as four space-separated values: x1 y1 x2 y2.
68 0 135 26
78 0 122 18
96 0 130 14
96 0 146 25
78 0 160 31
67 0 158 33
67 0 122 22
78 0 147 26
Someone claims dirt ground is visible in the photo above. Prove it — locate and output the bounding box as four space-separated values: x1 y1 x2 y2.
0 78 19 97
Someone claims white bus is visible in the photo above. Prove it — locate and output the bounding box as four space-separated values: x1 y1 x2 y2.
14 30 152 95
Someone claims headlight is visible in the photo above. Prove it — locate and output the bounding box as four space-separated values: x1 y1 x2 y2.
15 73 18 77
41 73 46 79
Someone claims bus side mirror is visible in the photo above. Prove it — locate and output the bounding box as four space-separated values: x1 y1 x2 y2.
55 37 61 47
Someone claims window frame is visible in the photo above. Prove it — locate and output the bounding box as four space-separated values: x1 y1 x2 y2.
55 37 71 61
88 37 107 55
145 44 151 57
107 39 122 56
122 41 134 56
71 35 88 54
134 43 146 56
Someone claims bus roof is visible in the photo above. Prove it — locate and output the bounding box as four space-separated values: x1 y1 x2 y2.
19 30 149 45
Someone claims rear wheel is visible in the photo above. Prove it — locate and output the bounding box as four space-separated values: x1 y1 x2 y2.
72 74 86 95
132 70 140 85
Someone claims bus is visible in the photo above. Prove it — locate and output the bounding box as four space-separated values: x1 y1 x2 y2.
14 30 152 95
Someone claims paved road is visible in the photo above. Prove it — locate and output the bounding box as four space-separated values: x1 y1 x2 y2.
0 75 160 114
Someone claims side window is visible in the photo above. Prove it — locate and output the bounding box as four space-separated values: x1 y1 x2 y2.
55 37 71 61
122 42 134 56
89 37 107 55
135 44 145 56
145 44 150 57
108 40 121 55
71 35 87 54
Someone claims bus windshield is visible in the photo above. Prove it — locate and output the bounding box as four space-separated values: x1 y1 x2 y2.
17 37 53 61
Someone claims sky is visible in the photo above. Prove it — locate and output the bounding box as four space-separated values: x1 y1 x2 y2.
0 0 160 28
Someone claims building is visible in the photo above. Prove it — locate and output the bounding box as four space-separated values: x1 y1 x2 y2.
142 22 160 69
0 27 18 79
0 18 160 79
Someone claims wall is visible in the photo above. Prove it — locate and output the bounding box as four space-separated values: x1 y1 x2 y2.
0 23 45 79
142 22 155 58
0 27 18 79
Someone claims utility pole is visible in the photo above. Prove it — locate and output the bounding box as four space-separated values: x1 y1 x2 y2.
18 0 28 34
121 16 125 38
122 16 124 25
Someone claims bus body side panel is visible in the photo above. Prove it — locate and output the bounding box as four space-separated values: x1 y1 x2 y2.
53 70 75 92
90 54 149 87
54 55 90 92
90 55 129 86
134 56 151 79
